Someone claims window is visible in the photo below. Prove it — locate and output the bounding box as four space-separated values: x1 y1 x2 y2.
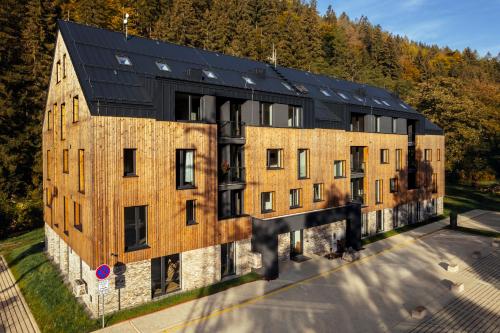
156 61 171 72
186 200 196 225
63 149 69 174
396 149 402 171
73 96 79 122
337 92 349 100
151 254 181 297
380 149 389 164
261 192 274 213
361 213 368 237
260 103 272 126
221 242 236 277
392 118 397 133
64 196 70 234
353 95 364 102
375 116 381 133
298 149 309 179
47 110 52 130
313 183 323 202
334 160 346 178
267 149 283 169
393 206 399 228
45 187 52 207
56 60 61 83
372 98 382 105
124 149 137 176
74 202 82 231
289 188 302 208
282 82 293 91
390 178 398 193
375 179 383 204
424 149 432 161
175 93 202 121
78 149 85 193
242 76 255 85
376 210 384 232
46 150 51 180
62 54 66 78
176 149 195 189
437 149 441 161
60 103 66 140
202 69 217 79
432 173 438 193
350 113 364 131
53 103 57 128
399 103 408 109
294 84 308 93
382 100 390 106
124 206 148 251
116 55 132 66
288 106 303 127
320 88 331 97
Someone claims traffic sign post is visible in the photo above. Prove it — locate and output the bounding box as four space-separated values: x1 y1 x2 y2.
96 264 111 328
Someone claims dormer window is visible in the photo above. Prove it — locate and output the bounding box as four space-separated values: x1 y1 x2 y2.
320 89 331 97
116 55 132 66
282 82 293 91
242 76 255 85
156 61 171 72
203 69 217 79
372 98 382 105
353 95 364 102
337 92 349 100
382 100 391 106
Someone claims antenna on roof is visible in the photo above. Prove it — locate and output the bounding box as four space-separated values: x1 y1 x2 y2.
268 43 277 68
123 13 129 40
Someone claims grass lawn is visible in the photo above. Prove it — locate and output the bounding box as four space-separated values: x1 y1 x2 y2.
444 182 500 216
0 228 261 332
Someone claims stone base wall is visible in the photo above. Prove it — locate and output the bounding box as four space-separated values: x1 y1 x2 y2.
437 196 444 215
303 220 346 256
182 244 221 291
235 239 252 276
277 233 290 261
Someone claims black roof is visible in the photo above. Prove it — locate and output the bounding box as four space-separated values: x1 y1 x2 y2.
58 20 442 133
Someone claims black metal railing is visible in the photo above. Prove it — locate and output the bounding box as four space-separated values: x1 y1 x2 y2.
219 167 246 184
218 121 245 138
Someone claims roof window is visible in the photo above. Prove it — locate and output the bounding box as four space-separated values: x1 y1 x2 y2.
337 92 349 100
294 84 309 93
353 95 364 102
116 55 132 66
382 100 391 106
203 69 218 79
372 98 382 105
242 76 255 85
156 61 171 72
320 89 331 97
282 82 293 91
399 103 408 109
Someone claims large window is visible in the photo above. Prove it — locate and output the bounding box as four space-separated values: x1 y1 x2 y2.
437 149 441 161
298 149 309 179
350 114 364 132
186 200 196 225
124 148 137 176
424 149 432 161
74 202 82 231
60 103 66 140
334 160 346 178
289 188 302 208
375 179 383 204
124 206 148 251
46 150 51 180
176 149 195 189
221 242 236 277
260 103 273 126
78 149 85 193
313 183 323 202
432 173 438 193
376 210 384 233
288 106 303 127
63 149 69 174
267 149 283 169
390 178 398 193
396 149 402 171
261 192 274 213
380 149 389 164
151 254 181 298
73 96 79 123
175 93 202 121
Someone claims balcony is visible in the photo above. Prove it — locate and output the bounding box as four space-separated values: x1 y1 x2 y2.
218 121 245 143
219 167 245 185
350 161 365 178
350 193 366 206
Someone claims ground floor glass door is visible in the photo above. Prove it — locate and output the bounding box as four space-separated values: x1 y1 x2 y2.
221 242 236 278
290 230 303 257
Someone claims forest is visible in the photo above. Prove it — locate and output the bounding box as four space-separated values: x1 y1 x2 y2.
0 0 499 237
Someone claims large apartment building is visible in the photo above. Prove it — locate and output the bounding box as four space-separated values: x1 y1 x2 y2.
43 20 445 316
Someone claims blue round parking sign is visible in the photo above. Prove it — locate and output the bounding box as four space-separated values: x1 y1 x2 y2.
96 264 111 280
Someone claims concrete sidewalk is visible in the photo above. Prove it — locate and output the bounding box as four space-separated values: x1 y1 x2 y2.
0 256 40 333
456 209 500 233
96 218 449 333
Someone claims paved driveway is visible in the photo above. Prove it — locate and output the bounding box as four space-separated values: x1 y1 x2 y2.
458 210 500 233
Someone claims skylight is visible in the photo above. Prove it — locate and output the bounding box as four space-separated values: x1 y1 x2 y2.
203 69 218 79
116 55 132 66
353 95 364 102
337 92 349 100
282 82 293 91
320 89 331 97
399 103 408 109
372 98 382 105
242 76 255 85
156 61 171 72
382 100 391 106
295 84 309 93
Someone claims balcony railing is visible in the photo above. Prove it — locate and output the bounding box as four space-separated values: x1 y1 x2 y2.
350 161 365 174
219 166 246 184
218 121 245 139
350 193 366 205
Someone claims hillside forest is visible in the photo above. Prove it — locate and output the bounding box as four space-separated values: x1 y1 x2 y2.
0 0 499 237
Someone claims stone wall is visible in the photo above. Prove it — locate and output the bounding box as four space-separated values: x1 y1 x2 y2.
383 208 394 232
303 220 346 256
182 244 221 290
437 196 444 215
235 239 252 275
277 233 290 261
